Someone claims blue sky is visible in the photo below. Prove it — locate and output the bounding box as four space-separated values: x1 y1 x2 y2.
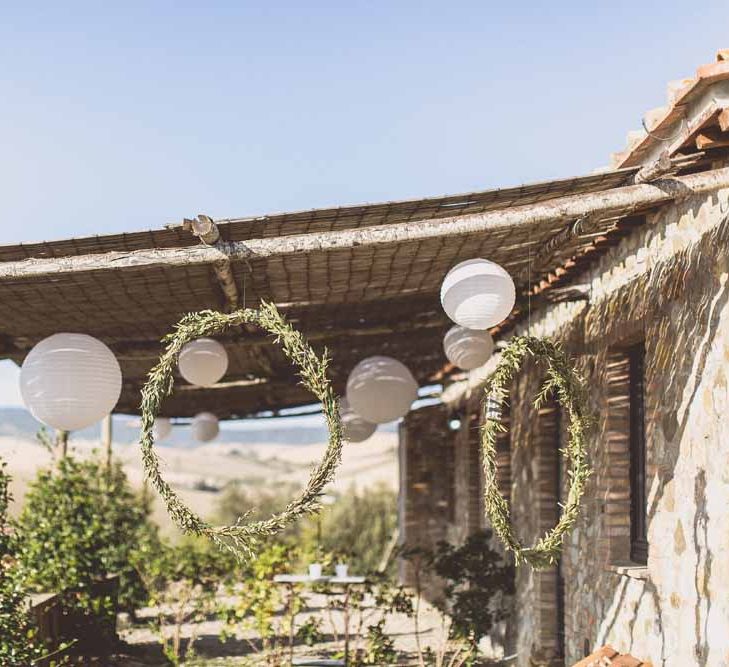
0 1 728 406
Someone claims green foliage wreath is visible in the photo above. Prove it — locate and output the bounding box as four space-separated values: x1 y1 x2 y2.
480 336 593 569
140 302 343 559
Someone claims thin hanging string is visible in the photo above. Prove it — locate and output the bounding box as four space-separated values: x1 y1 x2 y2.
527 242 532 336
641 112 687 143
242 272 247 310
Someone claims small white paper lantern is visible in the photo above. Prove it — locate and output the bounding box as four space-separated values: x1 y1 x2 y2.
440 258 516 329
340 398 377 443
346 356 418 424
19 333 122 431
153 417 173 442
443 325 494 371
191 411 219 443
178 338 228 387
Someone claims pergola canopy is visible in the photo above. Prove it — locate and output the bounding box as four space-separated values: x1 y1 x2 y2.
0 151 725 419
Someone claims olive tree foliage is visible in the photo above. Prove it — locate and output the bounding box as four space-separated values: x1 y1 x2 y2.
0 458 45 666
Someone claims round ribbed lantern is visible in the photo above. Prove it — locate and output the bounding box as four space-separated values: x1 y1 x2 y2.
153 417 173 442
346 356 418 424
443 325 494 371
19 333 122 431
340 398 377 443
178 338 228 386
191 412 219 443
440 258 516 329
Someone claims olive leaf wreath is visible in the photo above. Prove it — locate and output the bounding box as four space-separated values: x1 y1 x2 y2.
139 301 343 559
480 335 593 569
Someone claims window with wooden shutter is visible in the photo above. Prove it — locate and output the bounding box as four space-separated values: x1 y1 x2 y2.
628 342 648 564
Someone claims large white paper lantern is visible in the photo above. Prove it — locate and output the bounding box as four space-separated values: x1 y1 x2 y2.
191 411 219 442
19 333 122 431
153 417 173 442
443 325 494 371
178 338 228 386
346 356 418 424
440 258 516 330
340 398 377 443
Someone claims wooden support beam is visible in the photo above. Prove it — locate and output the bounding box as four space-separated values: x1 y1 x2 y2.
184 214 220 244
177 377 267 391
633 151 672 184
102 414 113 479
513 215 628 288
6 315 448 361
2 168 729 282
184 214 240 311
695 127 729 150
212 258 240 311
719 108 729 133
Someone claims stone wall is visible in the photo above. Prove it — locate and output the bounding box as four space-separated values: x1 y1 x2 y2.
398 402 454 592
506 188 729 666
448 405 485 545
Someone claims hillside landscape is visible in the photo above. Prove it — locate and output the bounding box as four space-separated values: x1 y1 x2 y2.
0 407 398 537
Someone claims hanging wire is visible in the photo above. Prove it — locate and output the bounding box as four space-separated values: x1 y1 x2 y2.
527 241 532 336
640 112 687 143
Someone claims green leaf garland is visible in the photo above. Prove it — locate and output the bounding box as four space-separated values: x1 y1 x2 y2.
139 301 344 560
480 335 593 569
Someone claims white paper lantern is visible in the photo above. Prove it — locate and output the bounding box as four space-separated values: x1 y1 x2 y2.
440 258 516 330
153 417 173 442
340 398 377 443
19 333 122 431
346 356 418 424
443 325 494 371
178 338 228 387
191 411 219 442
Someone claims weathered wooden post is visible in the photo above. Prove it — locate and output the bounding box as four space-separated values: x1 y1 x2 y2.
102 414 113 480
55 430 68 460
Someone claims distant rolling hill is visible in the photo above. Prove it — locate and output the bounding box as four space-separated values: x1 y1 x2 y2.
0 406 395 448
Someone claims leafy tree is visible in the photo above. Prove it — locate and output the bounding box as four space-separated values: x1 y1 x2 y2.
0 458 45 666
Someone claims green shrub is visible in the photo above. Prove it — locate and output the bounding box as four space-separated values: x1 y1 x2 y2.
215 480 303 541
359 619 397 665
136 536 237 666
16 456 159 614
431 530 514 646
215 482 398 576
0 458 46 665
220 542 303 665
296 616 324 647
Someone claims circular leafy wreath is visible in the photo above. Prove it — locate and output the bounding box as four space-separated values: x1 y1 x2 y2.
139 301 343 559
480 335 593 569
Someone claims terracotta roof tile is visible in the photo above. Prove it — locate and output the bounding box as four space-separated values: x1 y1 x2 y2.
615 49 729 168
571 646 651 667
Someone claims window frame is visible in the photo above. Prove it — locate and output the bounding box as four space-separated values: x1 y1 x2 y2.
627 342 648 565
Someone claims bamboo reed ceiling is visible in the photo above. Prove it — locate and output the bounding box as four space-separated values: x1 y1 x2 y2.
0 157 719 418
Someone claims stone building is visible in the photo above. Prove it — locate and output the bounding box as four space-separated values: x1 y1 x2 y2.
398 51 729 666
